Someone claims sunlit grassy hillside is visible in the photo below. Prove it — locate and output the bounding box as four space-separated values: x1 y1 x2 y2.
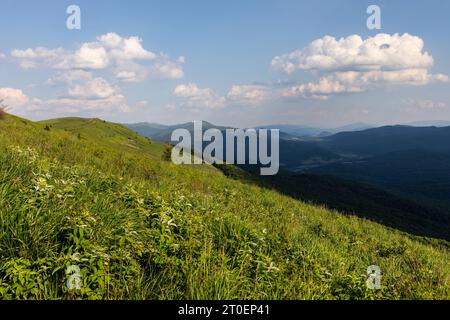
0 114 448 299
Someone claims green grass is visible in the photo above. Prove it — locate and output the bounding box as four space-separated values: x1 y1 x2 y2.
0 114 449 299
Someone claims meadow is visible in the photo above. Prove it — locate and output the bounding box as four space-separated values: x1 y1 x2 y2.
0 114 448 299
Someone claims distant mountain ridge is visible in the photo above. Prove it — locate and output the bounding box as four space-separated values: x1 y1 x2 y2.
318 125 450 156
125 121 228 143
125 121 375 141
126 120 450 223
403 120 450 127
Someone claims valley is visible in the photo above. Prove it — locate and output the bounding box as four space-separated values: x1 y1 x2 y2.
0 114 448 299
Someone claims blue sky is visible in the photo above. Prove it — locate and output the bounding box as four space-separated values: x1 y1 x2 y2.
1 0 449 127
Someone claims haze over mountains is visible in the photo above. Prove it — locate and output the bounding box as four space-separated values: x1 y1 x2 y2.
126 120 450 241
126 120 450 141
126 121 228 143
256 123 374 138
126 121 376 141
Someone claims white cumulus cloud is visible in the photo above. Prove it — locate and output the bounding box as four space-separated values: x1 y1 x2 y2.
272 33 435 73
0 88 30 112
227 85 275 106
10 32 184 82
98 33 156 61
5 33 185 118
47 69 93 85
0 80 133 118
269 33 449 100
174 83 226 109
211 34 448 107
67 77 119 100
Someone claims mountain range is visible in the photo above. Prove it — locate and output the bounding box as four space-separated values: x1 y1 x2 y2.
126 120 450 241
0 114 449 299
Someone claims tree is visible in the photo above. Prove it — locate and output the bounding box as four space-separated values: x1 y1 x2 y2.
0 99 7 121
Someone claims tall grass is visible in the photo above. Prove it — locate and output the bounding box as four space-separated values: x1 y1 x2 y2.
0 114 448 299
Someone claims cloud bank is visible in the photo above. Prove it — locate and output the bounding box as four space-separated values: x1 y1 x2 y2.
175 34 448 110
5 33 185 117
11 32 184 82
271 33 448 99
2 32 448 118
174 83 226 110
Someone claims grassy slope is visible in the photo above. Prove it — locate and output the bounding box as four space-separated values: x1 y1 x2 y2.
42 117 168 160
241 171 450 242
0 114 449 299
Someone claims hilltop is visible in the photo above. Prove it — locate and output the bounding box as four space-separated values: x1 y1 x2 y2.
125 121 229 143
0 114 448 299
